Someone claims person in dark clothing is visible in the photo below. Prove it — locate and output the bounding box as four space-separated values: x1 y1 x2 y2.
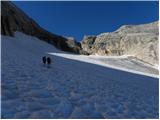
47 57 51 65
42 56 46 65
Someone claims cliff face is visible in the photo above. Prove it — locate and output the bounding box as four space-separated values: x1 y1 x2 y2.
81 21 159 65
2 1 159 65
1 1 81 53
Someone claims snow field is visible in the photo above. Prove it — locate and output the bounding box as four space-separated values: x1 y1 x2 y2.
1 32 159 118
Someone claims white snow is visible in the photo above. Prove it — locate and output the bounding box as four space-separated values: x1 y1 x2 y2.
49 53 159 78
1 32 159 118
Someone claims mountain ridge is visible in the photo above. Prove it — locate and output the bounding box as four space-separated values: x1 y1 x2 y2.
1 1 81 53
1 1 158 66
81 21 159 65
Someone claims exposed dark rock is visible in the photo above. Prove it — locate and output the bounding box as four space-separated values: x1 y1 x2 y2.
1 1 81 53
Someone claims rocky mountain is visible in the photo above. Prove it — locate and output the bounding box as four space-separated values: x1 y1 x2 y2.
2 1 158 66
1 1 81 53
81 21 159 65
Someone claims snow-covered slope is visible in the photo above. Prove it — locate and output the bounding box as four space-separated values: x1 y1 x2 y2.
1 32 159 118
49 53 158 78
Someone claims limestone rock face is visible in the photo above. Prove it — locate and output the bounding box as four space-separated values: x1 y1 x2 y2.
81 35 97 54
81 22 159 65
65 37 82 54
1 1 81 53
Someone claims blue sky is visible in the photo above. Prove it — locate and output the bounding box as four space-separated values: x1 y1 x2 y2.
13 1 158 41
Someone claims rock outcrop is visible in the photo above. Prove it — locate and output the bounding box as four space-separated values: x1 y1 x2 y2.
81 35 97 54
81 21 159 65
1 1 81 53
65 37 82 53
2 1 158 65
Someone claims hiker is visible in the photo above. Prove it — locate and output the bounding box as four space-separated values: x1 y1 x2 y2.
47 57 51 66
42 56 46 65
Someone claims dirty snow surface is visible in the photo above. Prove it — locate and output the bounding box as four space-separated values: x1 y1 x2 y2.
1 32 159 119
